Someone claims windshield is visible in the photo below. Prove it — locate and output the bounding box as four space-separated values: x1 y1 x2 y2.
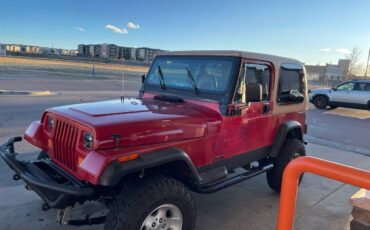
146 56 236 94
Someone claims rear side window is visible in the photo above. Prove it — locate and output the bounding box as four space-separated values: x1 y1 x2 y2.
278 64 305 104
354 83 370 91
245 64 271 101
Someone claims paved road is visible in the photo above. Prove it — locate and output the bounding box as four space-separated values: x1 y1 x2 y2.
0 74 369 229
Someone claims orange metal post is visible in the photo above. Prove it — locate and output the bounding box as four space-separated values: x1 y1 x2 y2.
277 156 370 230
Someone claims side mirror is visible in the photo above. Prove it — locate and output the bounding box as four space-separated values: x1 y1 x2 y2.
246 83 262 102
278 90 304 103
332 87 336 91
141 74 146 83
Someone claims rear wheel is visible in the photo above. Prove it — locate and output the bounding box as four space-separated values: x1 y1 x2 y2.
104 175 196 230
313 95 328 109
266 138 306 192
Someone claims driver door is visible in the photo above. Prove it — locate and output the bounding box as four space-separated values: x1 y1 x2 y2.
225 62 273 160
331 82 355 103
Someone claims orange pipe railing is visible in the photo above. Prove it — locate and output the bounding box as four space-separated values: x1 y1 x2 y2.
277 156 370 230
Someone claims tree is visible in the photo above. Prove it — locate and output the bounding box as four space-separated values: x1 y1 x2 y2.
345 47 365 80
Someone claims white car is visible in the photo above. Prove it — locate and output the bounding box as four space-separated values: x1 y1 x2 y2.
309 80 370 110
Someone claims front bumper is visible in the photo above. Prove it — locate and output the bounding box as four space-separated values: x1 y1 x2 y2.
0 137 94 209
308 93 314 103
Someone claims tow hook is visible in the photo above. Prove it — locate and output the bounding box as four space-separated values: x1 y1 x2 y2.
13 174 20 181
57 206 72 225
25 184 32 191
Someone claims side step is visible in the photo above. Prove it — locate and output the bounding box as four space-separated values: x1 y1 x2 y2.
197 163 273 194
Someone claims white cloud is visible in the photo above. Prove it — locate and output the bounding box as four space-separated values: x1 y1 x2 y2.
127 22 140 29
76 27 85 32
319 48 352 55
105 24 128 34
335 48 351 55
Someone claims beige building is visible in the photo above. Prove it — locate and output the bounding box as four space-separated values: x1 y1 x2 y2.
6 44 22 52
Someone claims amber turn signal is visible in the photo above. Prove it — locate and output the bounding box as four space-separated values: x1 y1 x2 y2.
118 153 139 163
78 156 85 166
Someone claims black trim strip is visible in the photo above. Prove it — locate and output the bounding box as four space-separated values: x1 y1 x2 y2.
197 146 271 173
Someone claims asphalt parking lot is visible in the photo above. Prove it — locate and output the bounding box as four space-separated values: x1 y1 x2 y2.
0 67 369 230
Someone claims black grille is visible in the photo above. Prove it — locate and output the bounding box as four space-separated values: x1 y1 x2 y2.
53 120 79 171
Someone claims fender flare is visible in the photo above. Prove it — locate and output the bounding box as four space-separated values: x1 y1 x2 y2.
270 121 303 158
99 147 200 186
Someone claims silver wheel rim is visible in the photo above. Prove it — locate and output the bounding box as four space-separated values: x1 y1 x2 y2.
140 204 183 230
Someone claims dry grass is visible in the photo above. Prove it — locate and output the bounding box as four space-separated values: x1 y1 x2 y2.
0 56 148 73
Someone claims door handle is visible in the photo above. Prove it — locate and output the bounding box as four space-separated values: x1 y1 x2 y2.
263 104 271 114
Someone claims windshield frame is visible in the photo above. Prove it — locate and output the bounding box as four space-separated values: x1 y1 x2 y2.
143 55 241 104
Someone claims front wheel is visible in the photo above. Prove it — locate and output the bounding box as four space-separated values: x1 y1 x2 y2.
313 95 328 109
266 138 306 192
104 175 196 230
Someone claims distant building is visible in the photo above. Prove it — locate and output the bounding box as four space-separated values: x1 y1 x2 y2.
325 59 350 81
77 43 164 61
6 44 22 52
78 44 87 56
305 65 325 80
305 59 351 82
136 48 146 61
119 46 132 60
25 46 41 53
0 44 6 56
86 45 100 57
130 48 137 60
100 44 119 59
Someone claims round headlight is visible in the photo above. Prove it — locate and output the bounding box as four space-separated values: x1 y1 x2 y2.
47 116 55 130
83 132 93 150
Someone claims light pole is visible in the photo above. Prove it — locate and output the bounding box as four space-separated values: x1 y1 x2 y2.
365 48 370 80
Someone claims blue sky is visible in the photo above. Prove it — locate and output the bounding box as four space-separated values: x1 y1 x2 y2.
1 0 369 64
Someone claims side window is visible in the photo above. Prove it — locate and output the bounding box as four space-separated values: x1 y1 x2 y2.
244 64 271 101
353 83 369 91
233 63 271 103
278 64 305 104
336 82 355 91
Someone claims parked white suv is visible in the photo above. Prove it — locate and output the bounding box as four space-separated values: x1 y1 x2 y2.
309 80 370 110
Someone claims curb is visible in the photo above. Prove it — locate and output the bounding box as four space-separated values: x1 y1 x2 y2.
305 135 370 157
0 90 55 96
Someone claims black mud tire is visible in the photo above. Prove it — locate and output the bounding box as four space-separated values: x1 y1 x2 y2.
104 175 197 230
313 95 328 109
266 138 306 192
37 151 49 160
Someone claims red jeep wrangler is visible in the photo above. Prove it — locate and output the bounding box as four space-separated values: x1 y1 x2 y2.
0 51 307 230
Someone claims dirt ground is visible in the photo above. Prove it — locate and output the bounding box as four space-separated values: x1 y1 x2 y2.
0 56 148 74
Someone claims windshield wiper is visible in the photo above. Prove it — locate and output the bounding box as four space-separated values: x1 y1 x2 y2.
185 67 198 93
157 65 166 89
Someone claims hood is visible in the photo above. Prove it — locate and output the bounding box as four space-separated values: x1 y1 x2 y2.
48 97 223 149
310 88 332 94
